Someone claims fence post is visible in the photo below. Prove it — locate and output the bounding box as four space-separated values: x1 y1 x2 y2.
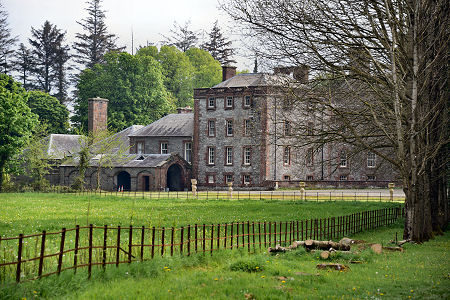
217 224 220 250
88 224 93 279
202 224 206 253
224 223 228 249
195 224 198 253
241 222 246 248
247 221 251 252
252 222 256 251
16 234 23 283
128 225 133 263
284 222 288 244
161 227 165 257
258 222 262 249
180 227 184 254
187 225 191 256
116 226 121 266
231 222 234 249
171 227 175 256
38 230 46 277
103 225 108 269
268 222 271 246
140 226 145 261
210 224 214 255
273 222 277 244
151 227 155 259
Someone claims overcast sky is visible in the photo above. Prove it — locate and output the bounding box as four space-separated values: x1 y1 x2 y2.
3 0 251 70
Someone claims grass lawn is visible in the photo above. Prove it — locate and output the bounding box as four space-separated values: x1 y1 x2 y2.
1 221 448 299
0 193 401 237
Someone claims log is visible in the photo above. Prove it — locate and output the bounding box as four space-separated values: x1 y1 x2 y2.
370 243 383 254
316 263 349 271
320 251 330 260
268 240 350 254
382 246 404 252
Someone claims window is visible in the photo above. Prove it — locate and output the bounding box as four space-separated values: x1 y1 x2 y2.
208 120 216 137
244 95 251 107
283 146 291 165
306 147 314 166
284 120 291 136
225 174 233 183
184 142 192 163
367 152 376 168
226 119 234 136
225 147 233 165
367 175 376 181
244 119 251 136
339 150 347 167
207 175 215 184
243 175 251 185
340 175 348 181
243 147 251 165
225 96 233 108
283 175 291 181
208 147 215 165
306 175 314 181
208 97 216 109
160 142 168 154
136 142 144 154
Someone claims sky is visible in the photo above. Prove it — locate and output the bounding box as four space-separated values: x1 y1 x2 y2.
3 0 252 70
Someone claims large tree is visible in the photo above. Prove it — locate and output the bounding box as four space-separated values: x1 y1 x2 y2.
222 0 449 241
72 51 174 131
28 20 70 101
0 74 38 191
185 47 222 88
163 21 199 52
27 91 69 134
0 2 17 74
201 20 235 65
73 0 123 70
13 43 33 90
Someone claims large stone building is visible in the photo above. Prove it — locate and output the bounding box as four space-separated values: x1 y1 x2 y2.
45 66 396 191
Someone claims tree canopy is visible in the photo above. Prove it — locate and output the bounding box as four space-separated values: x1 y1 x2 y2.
201 20 235 66
163 21 199 52
27 91 69 134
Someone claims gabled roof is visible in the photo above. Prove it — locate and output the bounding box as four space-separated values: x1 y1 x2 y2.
212 73 284 88
47 134 82 159
109 125 144 152
130 113 193 137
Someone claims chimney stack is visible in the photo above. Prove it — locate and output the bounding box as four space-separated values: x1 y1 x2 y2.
88 97 109 133
274 65 309 83
222 66 236 82
177 106 193 114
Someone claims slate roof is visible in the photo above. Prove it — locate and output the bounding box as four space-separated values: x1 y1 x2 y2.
212 73 286 88
47 134 82 159
61 153 173 168
109 125 144 152
130 113 193 137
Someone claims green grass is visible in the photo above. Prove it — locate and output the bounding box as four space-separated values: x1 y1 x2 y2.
0 192 401 237
1 222 448 299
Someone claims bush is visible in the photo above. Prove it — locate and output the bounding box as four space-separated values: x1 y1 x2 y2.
229 259 263 272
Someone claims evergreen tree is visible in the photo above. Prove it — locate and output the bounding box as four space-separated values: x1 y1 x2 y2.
74 0 124 70
201 21 235 65
28 20 70 99
0 2 17 73
163 21 199 52
13 43 33 89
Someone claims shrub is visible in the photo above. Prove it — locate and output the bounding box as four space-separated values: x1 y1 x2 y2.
229 260 263 272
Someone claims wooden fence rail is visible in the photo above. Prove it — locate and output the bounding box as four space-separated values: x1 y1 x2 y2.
0 207 403 283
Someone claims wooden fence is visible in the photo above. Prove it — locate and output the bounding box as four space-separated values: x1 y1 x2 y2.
0 206 402 283
35 186 405 202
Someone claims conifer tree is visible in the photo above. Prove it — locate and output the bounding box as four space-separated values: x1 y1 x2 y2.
0 2 17 73
163 21 199 52
202 21 235 65
74 0 123 69
13 43 33 89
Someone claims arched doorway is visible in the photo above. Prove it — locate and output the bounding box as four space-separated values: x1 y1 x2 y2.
117 171 131 191
167 164 183 191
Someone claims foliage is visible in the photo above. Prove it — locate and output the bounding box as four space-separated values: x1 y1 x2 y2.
0 74 38 191
0 2 17 73
230 259 263 272
26 90 69 133
163 21 199 52
185 47 221 88
28 20 70 102
72 51 173 131
201 20 235 65
13 43 33 89
73 0 124 70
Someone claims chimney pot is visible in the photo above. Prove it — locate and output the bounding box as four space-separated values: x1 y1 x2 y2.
222 66 237 82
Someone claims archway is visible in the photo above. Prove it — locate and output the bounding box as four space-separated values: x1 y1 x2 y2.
117 171 131 191
167 164 183 191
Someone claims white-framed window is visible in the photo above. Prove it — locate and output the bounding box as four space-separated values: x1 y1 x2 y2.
244 119 251 135
208 147 215 165
367 175 376 181
207 175 215 184
339 175 348 181
208 120 215 137
208 97 216 109
225 147 233 165
284 175 291 181
137 142 144 154
184 142 192 163
226 119 233 136
160 142 168 154
243 175 251 185
306 175 314 181
306 147 314 166
244 95 251 107
284 120 291 136
225 174 233 183
283 146 291 165
339 150 347 167
226 96 233 108
367 152 376 168
243 147 251 165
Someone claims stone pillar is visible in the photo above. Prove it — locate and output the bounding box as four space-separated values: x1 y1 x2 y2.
227 182 233 199
388 183 395 201
299 182 306 201
274 181 279 190
191 179 197 197
88 97 109 133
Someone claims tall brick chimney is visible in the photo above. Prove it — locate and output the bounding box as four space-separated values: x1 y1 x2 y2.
222 66 236 81
274 65 309 83
88 97 108 133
